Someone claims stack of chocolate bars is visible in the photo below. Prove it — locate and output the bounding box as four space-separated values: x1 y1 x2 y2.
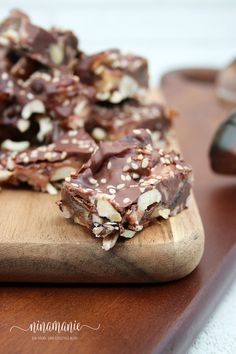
0 10 193 249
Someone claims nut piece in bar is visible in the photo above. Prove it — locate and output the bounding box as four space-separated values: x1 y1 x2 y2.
83 99 174 143
0 129 97 194
0 10 79 72
0 71 95 146
75 49 148 103
58 129 193 250
0 69 41 146
21 71 95 125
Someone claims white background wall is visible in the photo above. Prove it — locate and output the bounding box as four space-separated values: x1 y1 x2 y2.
0 0 235 83
0 1 235 353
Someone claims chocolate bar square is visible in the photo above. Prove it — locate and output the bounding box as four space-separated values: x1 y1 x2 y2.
58 129 192 250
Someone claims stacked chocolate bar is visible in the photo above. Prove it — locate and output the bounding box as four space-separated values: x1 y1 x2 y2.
0 10 193 249
58 129 193 250
0 129 97 193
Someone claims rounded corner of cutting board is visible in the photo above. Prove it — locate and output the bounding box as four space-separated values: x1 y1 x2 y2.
109 196 205 283
158 214 205 282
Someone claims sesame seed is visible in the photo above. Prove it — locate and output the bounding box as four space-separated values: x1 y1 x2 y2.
141 158 149 168
38 146 47 152
30 150 38 158
61 152 67 159
19 152 27 158
107 161 112 170
71 183 79 187
146 144 153 151
176 164 184 170
1 72 9 80
68 130 77 137
23 156 29 163
121 175 126 181
27 92 34 100
137 154 144 160
160 157 166 164
109 188 116 194
63 99 70 106
131 162 139 170
133 129 141 135
48 143 55 150
123 198 131 204
132 173 139 179
44 152 53 161
51 152 58 159
126 175 131 181
142 178 157 185
126 157 132 163
89 177 97 185
101 178 107 184
117 183 125 189
123 165 129 172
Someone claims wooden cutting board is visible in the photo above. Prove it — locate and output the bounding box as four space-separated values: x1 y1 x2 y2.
0 69 235 354
0 91 204 283
0 190 203 283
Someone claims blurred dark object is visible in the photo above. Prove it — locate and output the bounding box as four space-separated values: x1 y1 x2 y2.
216 59 236 105
209 111 236 174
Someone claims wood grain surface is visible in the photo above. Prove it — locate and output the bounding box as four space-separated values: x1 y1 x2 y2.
0 91 204 284
0 192 204 284
0 69 235 354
